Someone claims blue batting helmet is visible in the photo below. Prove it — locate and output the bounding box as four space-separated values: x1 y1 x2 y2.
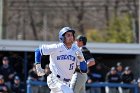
59 27 75 42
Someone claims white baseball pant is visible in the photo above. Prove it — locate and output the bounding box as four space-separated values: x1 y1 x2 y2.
47 73 74 93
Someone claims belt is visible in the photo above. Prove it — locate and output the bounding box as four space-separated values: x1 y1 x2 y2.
56 74 70 82
50 71 70 82
75 68 81 73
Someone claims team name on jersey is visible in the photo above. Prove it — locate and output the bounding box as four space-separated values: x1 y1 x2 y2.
57 55 75 61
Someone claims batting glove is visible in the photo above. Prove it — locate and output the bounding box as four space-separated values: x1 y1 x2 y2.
75 51 85 62
35 64 45 76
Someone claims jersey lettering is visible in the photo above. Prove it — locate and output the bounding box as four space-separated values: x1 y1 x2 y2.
69 63 74 70
57 55 75 61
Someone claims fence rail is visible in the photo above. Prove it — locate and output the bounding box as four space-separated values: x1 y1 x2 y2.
26 80 138 93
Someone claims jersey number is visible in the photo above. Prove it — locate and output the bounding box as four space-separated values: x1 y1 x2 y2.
69 63 74 70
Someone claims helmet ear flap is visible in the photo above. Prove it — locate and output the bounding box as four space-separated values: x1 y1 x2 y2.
60 36 64 42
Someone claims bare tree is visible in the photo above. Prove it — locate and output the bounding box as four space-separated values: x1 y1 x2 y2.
114 0 119 18
2 0 8 39
3 0 138 42
22 12 26 40
132 0 139 43
15 10 21 40
104 0 110 27
26 0 38 40
70 0 86 35
53 0 87 35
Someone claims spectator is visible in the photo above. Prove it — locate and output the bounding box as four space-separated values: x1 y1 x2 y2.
106 67 121 93
116 62 124 93
116 62 124 77
37 64 50 93
11 76 25 93
0 75 9 93
121 66 134 93
38 64 51 82
87 64 105 93
28 64 51 93
28 64 39 93
28 64 39 81
44 64 51 76
10 53 23 80
0 56 16 88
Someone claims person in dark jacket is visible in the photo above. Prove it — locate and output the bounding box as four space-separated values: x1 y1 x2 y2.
28 64 40 93
121 66 134 93
0 57 16 88
11 76 25 93
116 62 124 77
0 75 9 93
87 64 105 93
106 67 121 93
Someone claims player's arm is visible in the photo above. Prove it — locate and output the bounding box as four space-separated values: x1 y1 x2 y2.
80 61 87 73
35 48 41 64
35 44 57 76
35 48 45 76
75 51 87 73
87 58 95 67
82 48 95 67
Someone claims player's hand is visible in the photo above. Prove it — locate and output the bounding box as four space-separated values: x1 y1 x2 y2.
75 51 85 62
35 64 45 76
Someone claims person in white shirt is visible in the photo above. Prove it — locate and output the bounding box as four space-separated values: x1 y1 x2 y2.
35 27 87 93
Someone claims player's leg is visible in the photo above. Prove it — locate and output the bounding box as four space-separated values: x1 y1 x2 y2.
49 82 73 93
61 84 74 93
47 74 62 93
79 85 86 93
79 74 87 93
50 85 73 93
70 72 87 93
70 72 81 93
49 80 74 93
47 74 73 93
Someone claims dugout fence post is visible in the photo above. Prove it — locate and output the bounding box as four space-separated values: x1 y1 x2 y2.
24 52 28 92
24 52 28 82
27 80 32 93
134 83 138 93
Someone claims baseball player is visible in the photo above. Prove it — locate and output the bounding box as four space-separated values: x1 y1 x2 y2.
35 27 88 93
70 35 95 93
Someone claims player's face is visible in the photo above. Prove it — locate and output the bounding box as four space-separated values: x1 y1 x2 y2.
64 32 74 45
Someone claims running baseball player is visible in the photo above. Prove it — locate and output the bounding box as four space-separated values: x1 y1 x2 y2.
70 35 95 93
35 27 88 93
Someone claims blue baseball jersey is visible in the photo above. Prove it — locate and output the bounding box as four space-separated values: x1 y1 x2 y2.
39 43 81 79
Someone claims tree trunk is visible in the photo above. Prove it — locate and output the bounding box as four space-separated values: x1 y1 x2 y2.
26 0 38 40
77 1 85 35
104 0 110 27
133 0 139 43
2 0 8 39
